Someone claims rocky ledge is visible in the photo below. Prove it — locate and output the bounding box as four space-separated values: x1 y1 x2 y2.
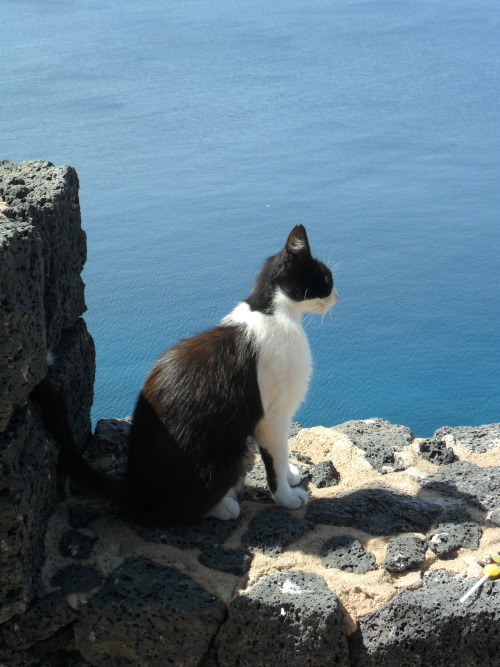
1 160 499 666
3 418 499 666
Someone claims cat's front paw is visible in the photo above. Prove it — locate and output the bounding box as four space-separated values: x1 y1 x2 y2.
287 462 302 486
206 496 240 521
273 485 309 510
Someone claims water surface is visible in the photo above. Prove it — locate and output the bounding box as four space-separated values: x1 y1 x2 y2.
2 0 499 436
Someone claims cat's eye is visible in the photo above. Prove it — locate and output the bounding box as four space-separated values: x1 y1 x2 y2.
324 275 332 286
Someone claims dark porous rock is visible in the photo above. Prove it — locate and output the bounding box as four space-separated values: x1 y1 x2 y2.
421 460 500 513
332 418 413 472
418 437 456 465
134 516 241 550
435 501 475 526
351 570 500 666
0 161 87 431
383 535 427 573
10 625 87 667
0 160 87 351
85 417 131 461
426 528 464 558
0 161 95 628
0 217 45 431
427 522 482 558
215 570 349 667
66 653 93 667
45 318 95 451
84 417 130 476
243 458 273 502
74 557 225 667
0 642 84 667
242 507 314 557
306 486 441 535
0 158 89 423
1 592 78 650
0 643 39 667
489 508 500 527
26 624 76 661
67 504 107 529
309 460 340 487
321 535 377 573
291 450 314 465
0 404 58 623
50 564 104 594
289 421 302 438
432 423 500 453
198 545 253 576
59 529 98 560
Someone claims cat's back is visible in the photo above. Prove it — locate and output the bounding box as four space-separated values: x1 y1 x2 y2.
150 324 255 387
138 322 263 437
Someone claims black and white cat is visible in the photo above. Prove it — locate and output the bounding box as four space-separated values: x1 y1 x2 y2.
35 225 338 524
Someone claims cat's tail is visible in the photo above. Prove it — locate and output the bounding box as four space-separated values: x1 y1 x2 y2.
31 377 130 507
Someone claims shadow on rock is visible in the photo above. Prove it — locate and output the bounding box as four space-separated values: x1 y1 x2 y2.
419 459 499 515
305 486 442 535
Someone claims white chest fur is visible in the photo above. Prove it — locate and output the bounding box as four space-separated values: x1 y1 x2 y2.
223 300 312 417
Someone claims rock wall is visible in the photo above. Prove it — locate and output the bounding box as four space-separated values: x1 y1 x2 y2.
0 161 499 666
0 160 95 627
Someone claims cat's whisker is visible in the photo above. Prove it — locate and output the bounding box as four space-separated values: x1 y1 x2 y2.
321 305 331 326
303 307 322 328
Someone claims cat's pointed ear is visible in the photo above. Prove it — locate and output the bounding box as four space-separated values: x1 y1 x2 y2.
285 225 311 258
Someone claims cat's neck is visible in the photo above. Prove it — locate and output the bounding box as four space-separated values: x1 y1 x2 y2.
224 291 306 334
271 289 306 322
246 286 308 321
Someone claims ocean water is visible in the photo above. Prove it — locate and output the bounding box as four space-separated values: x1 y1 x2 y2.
2 0 499 437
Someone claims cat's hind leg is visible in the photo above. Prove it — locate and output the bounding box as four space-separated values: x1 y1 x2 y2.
287 462 302 486
205 492 240 521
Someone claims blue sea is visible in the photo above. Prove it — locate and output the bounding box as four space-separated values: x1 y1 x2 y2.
2 0 499 437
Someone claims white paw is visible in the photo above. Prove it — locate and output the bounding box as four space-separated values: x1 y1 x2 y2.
287 462 302 486
273 485 309 510
206 496 240 521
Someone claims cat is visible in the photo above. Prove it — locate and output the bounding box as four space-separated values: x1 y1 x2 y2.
34 225 338 524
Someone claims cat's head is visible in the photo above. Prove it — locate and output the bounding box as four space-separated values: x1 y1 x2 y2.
247 225 339 315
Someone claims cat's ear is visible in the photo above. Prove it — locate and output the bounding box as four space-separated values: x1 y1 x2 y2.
285 225 311 258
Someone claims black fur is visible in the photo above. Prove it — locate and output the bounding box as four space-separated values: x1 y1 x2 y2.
127 324 263 522
259 447 277 493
